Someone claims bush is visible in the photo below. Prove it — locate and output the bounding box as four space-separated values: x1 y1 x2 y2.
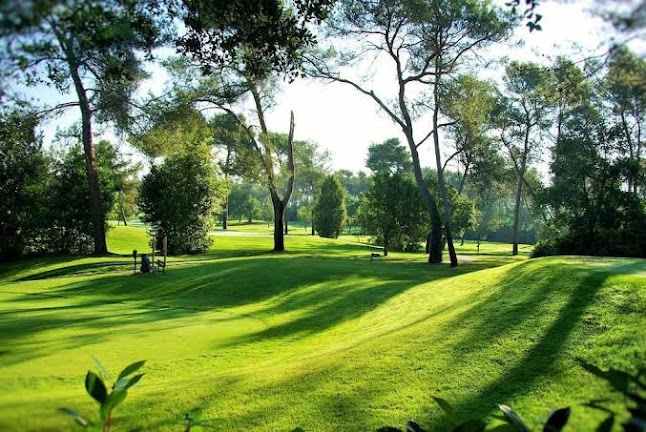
531 241 559 258
314 175 347 238
139 153 225 254
0 110 50 260
45 141 119 254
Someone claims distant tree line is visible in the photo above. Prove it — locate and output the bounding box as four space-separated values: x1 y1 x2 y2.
1 0 644 263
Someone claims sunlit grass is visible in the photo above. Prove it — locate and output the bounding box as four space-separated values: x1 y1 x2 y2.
0 225 644 431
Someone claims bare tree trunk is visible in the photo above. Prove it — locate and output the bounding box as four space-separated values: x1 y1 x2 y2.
383 233 389 257
311 208 315 236
222 192 229 230
407 135 443 264
432 70 458 267
273 198 285 251
120 207 128 227
457 163 469 195
70 62 107 255
512 122 531 256
117 191 128 226
512 168 524 256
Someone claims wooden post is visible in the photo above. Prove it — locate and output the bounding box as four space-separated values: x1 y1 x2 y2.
163 236 167 275
133 249 137 274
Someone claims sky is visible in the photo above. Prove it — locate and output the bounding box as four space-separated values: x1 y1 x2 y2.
27 0 643 176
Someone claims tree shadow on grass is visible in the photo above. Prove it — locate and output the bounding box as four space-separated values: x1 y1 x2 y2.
0 255 472 367
416 259 646 430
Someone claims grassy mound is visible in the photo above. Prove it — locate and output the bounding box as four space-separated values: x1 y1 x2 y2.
0 225 643 431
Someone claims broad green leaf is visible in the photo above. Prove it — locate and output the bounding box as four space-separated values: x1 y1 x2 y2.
92 356 111 382
499 405 530 432
115 373 144 390
432 396 460 424
543 407 570 431
100 389 127 422
85 371 107 405
453 419 486 432
58 407 90 427
117 360 146 381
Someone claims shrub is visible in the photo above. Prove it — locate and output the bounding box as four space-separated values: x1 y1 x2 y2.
44 141 120 254
139 153 225 254
314 175 347 238
0 109 50 260
59 358 145 431
531 241 558 258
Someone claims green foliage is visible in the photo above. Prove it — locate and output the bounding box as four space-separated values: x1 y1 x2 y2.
60 359 145 432
428 359 646 432
314 175 347 238
0 109 49 260
177 0 334 78
366 138 412 175
46 140 121 254
357 172 426 254
139 153 225 254
210 113 263 181
130 105 213 158
0 0 167 129
538 53 646 258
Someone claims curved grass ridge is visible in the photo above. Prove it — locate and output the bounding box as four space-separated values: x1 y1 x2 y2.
0 226 644 431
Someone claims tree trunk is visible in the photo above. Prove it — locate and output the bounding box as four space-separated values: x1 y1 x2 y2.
406 135 442 263
120 207 128 227
69 62 107 255
512 123 531 256
311 209 315 236
284 214 288 235
248 79 296 252
222 193 229 230
511 162 525 255
432 71 458 267
383 233 389 257
457 163 469 195
460 235 464 246
273 198 285 251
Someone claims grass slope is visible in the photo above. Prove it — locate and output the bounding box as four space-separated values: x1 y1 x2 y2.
0 224 644 431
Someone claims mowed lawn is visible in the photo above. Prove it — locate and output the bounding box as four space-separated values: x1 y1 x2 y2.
0 224 644 431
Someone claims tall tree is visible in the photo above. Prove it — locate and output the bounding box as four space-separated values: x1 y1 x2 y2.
357 172 426 255
314 175 347 238
0 0 166 254
210 112 261 230
307 0 512 266
495 61 553 255
605 46 646 195
442 75 498 195
291 140 330 235
366 138 412 174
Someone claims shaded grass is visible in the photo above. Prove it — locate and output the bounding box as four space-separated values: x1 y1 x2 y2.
0 226 644 431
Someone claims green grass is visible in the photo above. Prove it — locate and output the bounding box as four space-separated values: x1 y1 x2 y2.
0 225 644 431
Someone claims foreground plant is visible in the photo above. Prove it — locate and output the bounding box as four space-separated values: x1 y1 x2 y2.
425 360 646 432
59 358 146 432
